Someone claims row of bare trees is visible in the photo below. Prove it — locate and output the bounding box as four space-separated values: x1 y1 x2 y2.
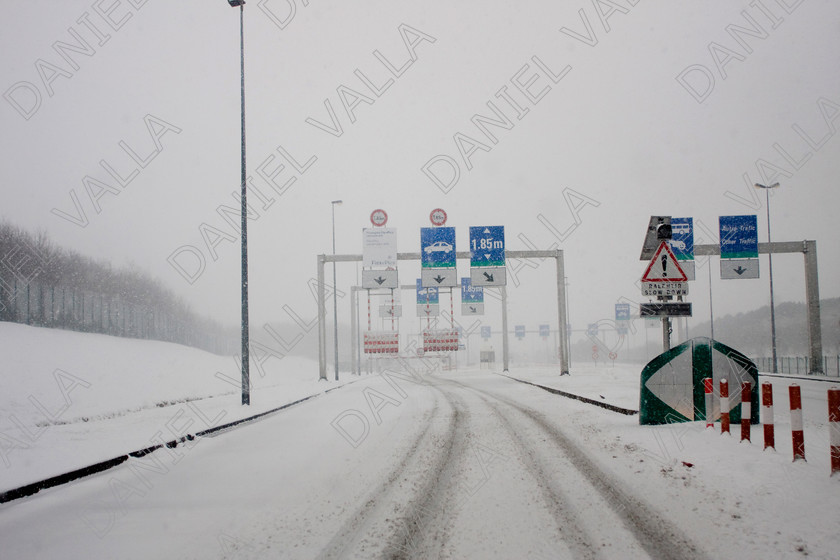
0 221 236 355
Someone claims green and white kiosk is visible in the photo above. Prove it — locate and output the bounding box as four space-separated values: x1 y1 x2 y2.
639 337 759 425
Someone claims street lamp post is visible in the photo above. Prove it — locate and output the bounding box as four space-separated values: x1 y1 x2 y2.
227 0 249 404
754 182 780 373
331 200 343 381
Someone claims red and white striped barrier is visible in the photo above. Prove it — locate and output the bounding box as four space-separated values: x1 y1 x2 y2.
740 382 751 442
762 382 774 451
789 384 805 461
704 377 714 429
829 388 840 476
720 379 730 435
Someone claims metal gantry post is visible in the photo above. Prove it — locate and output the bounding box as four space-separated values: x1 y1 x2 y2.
804 240 823 374
350 286 359 376
555 250 569 375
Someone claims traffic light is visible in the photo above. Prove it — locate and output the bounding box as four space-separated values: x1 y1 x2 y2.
640 216 672 260
656 216 672 240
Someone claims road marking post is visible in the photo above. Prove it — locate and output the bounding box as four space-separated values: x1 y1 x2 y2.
762 382 775 451
789 384 805 461
720 379 730 435
828 388 840 476
740 382 751 442
704 378 714 429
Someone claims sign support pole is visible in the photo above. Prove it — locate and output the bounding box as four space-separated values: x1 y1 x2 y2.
555 250 569 375
501 286 510 372
661 317 671 352
317 254 327 380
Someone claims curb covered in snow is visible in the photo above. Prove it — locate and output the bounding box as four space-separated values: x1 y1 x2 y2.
498 373 639 416
0 388 337 505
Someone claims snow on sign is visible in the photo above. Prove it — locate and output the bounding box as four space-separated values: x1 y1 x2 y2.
719 215 758 259
641 242 688 297
362 228 397 268
469 226 505 267
421 227 456 268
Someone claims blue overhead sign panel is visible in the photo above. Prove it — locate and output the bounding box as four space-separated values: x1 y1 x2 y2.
669 217 694 261
719 215 758 259
460 277 484 303
421 227 456 268
416 278 439 304
481 326 491 339
515 325 526 339
539 324 550 338
615 303 631 321
469 226 505 267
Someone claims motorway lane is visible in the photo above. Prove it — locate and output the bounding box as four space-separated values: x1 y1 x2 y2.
0 369 707 559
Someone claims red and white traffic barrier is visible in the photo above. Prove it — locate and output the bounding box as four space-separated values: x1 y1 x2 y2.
829 388 840 476
720 379 730 435
704 377 714 429
789 384 805 461
741 382 751 442
762 382 775 451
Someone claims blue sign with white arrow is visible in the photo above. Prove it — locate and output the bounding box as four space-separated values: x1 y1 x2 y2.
421 227 456 268
469 226 505 267
719 215 758 259
481 326 491 339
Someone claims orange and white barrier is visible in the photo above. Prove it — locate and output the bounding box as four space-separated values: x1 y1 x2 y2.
829 388 840 476
704 378 714 429
740 382 751 442
789 384 805 461
720 379 730 435
761 382 774 450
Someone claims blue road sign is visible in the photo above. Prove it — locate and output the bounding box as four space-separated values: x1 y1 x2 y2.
515 325 526 339
719 215 758 259
670 217 694 261
539 324 550 338
615 303 631 321
586 323 599 337
469 226 505 267
421 227 456 268
460 277 484 303
481 326 491 339
415 278 439 304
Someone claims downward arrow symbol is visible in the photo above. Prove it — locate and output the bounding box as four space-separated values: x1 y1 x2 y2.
734 266 747 275
434 275 445 284
375 276 386 285
483 272 494 282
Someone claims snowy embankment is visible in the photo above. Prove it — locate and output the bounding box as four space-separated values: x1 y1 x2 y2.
0 322 342 491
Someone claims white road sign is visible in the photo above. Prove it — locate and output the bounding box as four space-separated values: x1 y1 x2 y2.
363 228 397 268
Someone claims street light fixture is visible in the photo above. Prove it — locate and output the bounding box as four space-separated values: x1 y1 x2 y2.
226 0 249 404
754 182 780 373
331 200 343 381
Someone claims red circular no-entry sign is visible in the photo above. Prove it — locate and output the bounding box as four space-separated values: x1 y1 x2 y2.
370 209 388 227
429 208 447 226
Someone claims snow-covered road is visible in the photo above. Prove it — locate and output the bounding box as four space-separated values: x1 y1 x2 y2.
1 369 714 559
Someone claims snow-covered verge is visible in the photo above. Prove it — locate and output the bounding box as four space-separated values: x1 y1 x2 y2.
0 322 349 490
507 363 840 560
1 325 839 559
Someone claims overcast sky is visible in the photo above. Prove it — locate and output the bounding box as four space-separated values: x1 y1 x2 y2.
1 0 838 347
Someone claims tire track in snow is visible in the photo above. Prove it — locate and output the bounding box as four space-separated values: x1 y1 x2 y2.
314 380 467 559
454 378 709 560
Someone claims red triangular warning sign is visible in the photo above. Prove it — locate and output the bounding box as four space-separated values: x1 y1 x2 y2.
641 242 688 282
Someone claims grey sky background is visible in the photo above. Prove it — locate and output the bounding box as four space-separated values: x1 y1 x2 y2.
1 0 838 345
